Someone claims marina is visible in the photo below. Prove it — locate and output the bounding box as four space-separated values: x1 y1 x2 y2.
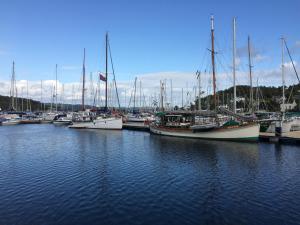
1 0 300 224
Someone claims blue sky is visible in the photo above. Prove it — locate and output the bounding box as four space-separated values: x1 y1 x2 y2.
0 0 299 104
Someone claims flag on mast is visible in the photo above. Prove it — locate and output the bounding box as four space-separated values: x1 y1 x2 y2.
99 73 106 82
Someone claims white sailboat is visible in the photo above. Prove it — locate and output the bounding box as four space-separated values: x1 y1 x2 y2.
69 33 122 130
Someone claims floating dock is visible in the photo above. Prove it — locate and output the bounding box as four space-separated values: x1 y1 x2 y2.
123 122 150 131
259 131 300 144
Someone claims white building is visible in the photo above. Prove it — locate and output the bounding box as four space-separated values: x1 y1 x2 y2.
280 100 297 111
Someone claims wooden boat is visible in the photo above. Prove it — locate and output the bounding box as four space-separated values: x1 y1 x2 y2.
150 122 259 141
150 110 259 142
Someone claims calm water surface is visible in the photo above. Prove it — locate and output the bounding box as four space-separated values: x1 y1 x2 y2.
0 124 300 225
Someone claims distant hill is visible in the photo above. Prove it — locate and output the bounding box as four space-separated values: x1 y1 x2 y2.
0 95 82 112
193 84 300 112
1 83 300 112
0 95 42 111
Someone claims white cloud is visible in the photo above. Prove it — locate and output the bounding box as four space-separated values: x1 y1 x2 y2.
254 54 268 62
1 61 299 108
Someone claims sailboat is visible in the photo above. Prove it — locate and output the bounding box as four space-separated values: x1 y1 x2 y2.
150 16 260 142
70 33 122 130
263 38 300 134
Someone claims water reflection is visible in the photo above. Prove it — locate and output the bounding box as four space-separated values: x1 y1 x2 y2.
149 134 260 171
1 125 300 225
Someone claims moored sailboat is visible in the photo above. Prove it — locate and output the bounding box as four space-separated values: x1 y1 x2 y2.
150 16 260 142
69 33 122 130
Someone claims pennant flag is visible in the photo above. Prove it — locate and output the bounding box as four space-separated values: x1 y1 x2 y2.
99 73 107 82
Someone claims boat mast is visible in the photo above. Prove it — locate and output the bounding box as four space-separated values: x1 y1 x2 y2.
40 80 43 111
105 33 108 111
10 61 15 111
181 88 184 108
26 80 29 111
170 79 173 110
140 80 142 108
197 70 201 110
232 17 237 114
256 78 259 111
133 77 137 109
210 15 217 111
281 37 285 119
55 64 58 112
160 81 164 111
21 87 24 112
248 36 253 113
82 48 86 111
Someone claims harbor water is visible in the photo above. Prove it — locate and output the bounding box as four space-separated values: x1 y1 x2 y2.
1 124 300 225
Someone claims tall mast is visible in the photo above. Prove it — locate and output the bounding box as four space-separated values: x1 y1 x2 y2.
90 72 93 108
10 61 15 110
281 37 285 118
105 33 108 110
210 15 217 111
21 87 24 112
197 71 201 110
82 48 86 111
160 81 164 111
232 17 237 114
26 80 29 111
181 87 184 108
256 78 260 111
55 64 58 112
170 79 173 110
248 36 253 113
140 80 142 108
40 80 43 111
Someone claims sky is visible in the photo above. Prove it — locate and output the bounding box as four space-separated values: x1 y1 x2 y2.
0 0 299 106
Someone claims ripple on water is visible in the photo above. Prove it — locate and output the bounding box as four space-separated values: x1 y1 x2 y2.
1 125 300 225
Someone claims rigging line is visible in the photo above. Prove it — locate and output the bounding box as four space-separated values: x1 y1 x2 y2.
287 85 294 104
127 83 134 109
108 38 121 109
283 39 300 84
198 37 212 72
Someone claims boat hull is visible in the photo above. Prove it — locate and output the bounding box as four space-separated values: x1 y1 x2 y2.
86 117 123 130
69 117 122 130
1 120 20 126
150 124 260 142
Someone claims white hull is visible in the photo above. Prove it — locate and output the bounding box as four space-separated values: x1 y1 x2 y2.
69 117 123 130
1 120 20 125
53 120 72 125
150 124 260 141
127 117 146 123
68 122 91 129
266 118 300 133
